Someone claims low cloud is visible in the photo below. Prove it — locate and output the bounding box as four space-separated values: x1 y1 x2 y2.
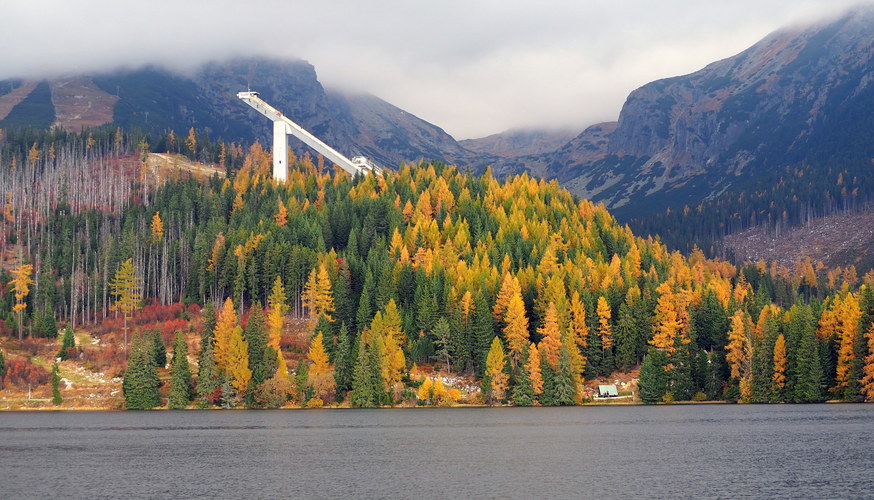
0 0 869 138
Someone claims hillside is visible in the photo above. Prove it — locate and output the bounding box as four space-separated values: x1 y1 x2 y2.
460 128 577 159
0 58 490 170
513 7 874 222
1 129 872 409
722 206 874 272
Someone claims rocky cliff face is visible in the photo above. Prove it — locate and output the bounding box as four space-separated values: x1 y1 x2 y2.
555 8 874 218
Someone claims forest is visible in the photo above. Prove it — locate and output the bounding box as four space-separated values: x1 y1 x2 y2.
0 126 873 408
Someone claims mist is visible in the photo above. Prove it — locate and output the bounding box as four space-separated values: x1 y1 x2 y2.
1 0 869 138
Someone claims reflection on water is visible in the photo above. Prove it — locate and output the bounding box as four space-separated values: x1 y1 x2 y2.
2 405 872 499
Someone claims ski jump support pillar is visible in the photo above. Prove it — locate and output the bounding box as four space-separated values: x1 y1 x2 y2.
237 91 366 182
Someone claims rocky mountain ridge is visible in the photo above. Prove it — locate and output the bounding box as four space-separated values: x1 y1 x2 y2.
0 58 493 170
534 7 874 219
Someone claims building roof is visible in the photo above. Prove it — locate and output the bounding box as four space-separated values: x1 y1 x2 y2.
598 384 619 396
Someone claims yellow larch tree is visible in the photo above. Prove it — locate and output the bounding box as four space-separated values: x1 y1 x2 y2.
537 302 562 370
650 287 682 355
833 292 862 393
308 332 335 401
302 264 334 323
484 336 508 403
9 263 33 340
267 277 289 378
109 258 142 349
213 297 239 373
150 211 164 242
726 309 753 383
493 272 521 322
226 325 251 395
417 377 433 402
596 296 613 350
772 333 787 391
369 309 405 397
568 291 588 372
275 199 288 227
185 127 197 155
526 342 544 396
382 299 405 349
503 293 529 366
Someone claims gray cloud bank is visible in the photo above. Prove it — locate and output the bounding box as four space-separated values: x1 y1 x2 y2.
1 0 870 138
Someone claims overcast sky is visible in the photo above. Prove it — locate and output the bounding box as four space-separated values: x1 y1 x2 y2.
1 1 871 139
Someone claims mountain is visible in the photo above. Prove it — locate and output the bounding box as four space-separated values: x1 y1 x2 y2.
460 128 577 159
0 58 489 169
495 8 874 223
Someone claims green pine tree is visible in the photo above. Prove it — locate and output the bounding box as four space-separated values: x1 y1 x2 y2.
199 301 217 360
168 332 192 409
196 340 220 406
243 303 267 406
639 349 669 404
51 363 62 406
356 287 373 334
334 323 354 400
511 344 534 406
150 330 167 368
669 343 696 401
351 342 377 408
792 306 824 403
295 359 310 404
538 355 556 406
58 325 76 361
123 334 161 410
614 303 637 371
552 345 577 406
471 289 495 376
0 350 5 389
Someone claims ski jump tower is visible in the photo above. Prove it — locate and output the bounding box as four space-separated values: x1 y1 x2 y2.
237 91 381 182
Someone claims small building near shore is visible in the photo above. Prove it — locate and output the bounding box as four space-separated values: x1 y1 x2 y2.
598 384 619 397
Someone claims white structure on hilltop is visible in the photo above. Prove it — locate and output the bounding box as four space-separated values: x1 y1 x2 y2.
237 91 381 182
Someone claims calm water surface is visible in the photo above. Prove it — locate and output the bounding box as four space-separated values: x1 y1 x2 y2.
1 404 872 499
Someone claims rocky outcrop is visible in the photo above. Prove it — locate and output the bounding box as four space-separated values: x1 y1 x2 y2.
551 8 874 218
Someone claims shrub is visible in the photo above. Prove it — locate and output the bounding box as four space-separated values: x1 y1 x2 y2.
692 391 708 402
3 357 51 388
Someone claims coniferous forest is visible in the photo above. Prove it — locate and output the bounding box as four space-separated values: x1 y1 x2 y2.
1 126 874 409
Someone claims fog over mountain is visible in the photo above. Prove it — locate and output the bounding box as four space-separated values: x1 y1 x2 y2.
1 0 868 139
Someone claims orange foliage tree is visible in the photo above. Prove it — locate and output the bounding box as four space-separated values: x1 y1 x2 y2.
308 332 335 402
8 263 33 340
267 277 289 379
302 264 334 322
537 302 562 370
484 336 508 404
503 293 529 366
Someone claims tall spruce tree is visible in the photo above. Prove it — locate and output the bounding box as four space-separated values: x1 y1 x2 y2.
333 323 354 400
243 303 268 406
552 345 577 406
51 363 62 406
123 334 161 410
792 306 824 402
639 350 669 404
511 344 535 406
351 342 378 408
150 330 167 368
58 325 76 361
168 332 192 409
196 340 220 406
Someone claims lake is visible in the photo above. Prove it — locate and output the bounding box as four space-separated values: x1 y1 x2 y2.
1 404 872 499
